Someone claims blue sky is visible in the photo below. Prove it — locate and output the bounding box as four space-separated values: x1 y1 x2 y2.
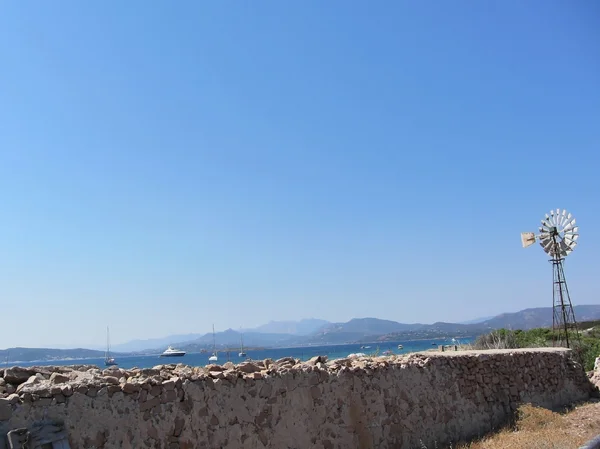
1 1 599 348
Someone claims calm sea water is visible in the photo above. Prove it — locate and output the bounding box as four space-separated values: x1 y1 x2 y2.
7 337 475 370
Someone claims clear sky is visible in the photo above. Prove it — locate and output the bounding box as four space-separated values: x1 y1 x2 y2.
1 1 599 349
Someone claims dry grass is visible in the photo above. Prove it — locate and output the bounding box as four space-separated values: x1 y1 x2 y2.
454 401 600 449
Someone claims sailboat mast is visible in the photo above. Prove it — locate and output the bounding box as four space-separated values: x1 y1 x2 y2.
212 324 216 352
105 326 108 358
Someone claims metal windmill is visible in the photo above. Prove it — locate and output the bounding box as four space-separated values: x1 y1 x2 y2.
521 209 580 348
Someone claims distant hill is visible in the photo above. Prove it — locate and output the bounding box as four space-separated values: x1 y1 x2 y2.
0 347 107 364
318 318 422 335
184 329 299 349
110 333 205 353
459 316 496 325
252 319 330 335
478 305 600 330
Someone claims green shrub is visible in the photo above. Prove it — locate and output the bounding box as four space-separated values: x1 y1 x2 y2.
475 327 600 371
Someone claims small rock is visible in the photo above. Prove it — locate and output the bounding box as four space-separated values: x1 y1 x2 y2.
148 426 159 440
205 364 224 372
61 384 73 397
259 383 272 398
310 385 321 399
49 372 70 385
238 363 261 374
37 397 52 406
307 355 328 366
0 398 12 420
161 389 177 403
6 394 20 405
138 368 160 377
173 416 185 437
16 376 41 393
162 379 176 391
122 382 141 394
107 385 122 396
3 367 36 385
276 357 295 365
103 376 119 385
86 386 98 397
139 396 160 412
224 370 238 382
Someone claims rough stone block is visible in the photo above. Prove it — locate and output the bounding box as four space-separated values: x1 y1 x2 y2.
3 368 36 385
0 398 12 421
122 382 141 394
49 372 70 385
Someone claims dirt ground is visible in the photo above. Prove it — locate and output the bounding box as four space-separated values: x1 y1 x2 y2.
458 400 600 449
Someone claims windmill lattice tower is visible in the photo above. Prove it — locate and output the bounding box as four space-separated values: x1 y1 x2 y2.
521 209 580 348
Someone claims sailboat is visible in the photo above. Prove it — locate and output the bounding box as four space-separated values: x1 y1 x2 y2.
208 324 218 362
239 331 247 358
104 326 117 366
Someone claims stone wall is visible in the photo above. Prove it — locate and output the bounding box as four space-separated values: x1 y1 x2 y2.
0 348 596 449
591 356 600 390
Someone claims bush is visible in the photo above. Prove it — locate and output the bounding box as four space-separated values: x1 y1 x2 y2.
573 337 600 372
474 327 600 371
473 329 519 350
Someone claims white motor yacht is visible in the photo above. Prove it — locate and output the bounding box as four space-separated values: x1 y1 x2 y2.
160 346 186 357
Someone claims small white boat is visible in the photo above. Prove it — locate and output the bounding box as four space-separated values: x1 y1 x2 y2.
160 346 186 357
397 344 403 349
239 331 247 358
208 324 218 362
104 326 118 366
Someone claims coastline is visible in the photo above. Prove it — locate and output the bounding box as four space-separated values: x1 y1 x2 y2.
3 337 475 369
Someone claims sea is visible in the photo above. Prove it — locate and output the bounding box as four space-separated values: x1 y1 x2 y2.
6 337 475 370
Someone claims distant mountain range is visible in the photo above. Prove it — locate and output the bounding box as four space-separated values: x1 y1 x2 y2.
3 305 600 362
109 318 329 352
459 316 496 325
250 318 329 336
